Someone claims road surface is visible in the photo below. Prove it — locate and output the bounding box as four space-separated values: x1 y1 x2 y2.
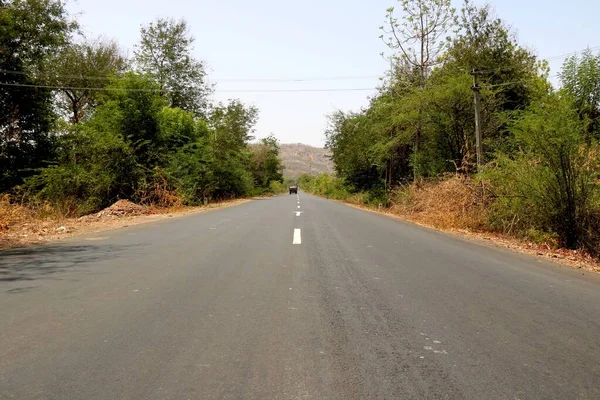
1 193 599 399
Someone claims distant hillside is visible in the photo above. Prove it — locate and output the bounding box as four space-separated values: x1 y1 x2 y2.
279 143 334 179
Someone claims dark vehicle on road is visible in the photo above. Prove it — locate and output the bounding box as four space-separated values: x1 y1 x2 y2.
289 185 298 194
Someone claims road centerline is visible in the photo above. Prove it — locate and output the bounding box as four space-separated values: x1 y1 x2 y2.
293 229 302 244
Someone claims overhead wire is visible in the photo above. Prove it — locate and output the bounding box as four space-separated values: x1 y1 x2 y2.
0 45 596 93
543 45 600 61
1 45 596 83
480 74 559 89
0 81 377 93
0 69 379 83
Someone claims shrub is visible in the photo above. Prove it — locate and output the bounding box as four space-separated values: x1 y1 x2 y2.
389 175 488 230
23 126 141 216
484 93 600 253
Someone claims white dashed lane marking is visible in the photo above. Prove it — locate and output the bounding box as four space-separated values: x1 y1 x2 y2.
293 229 302 244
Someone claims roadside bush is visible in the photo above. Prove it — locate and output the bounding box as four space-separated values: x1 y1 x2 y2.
269 180 287 194
389 175 488 230
23 126 141 216
309 174 351 199
484 94 600 254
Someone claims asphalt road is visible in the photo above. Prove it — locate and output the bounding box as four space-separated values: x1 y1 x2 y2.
1 193 600 399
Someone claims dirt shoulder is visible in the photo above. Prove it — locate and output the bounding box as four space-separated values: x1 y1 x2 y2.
338 200 600 275
0 199 249 250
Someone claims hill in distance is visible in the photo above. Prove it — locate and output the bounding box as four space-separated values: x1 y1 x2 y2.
279 143 334 179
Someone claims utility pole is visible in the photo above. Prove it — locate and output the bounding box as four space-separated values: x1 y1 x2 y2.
471 69 483 170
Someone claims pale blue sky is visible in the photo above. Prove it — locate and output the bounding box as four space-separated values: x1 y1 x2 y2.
68 0 600 146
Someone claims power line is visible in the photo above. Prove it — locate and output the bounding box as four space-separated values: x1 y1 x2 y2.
215 76 379 83
0 81 376 93
219 88 376 93
543 46 600 61
0 70 116 81
0 69 379 83
480 74 559 89
0 45 597 84
0 82 162 92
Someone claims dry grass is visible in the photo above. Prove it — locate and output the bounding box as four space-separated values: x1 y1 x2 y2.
0 196 249 250
337 176 600 273
389 175 488 231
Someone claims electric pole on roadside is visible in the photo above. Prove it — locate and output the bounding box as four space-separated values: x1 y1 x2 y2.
471 69 483 170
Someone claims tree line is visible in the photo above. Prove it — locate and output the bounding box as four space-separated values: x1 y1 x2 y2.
305 0 600 255
0 0 284 216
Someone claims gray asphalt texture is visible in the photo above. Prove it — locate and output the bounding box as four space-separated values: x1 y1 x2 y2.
1 193 599 399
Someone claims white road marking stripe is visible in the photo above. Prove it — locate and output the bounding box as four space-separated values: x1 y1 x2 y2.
295 211 302 216
293 229 302 244
297 205 300 209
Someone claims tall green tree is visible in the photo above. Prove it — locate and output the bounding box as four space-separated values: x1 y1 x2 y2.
445 1 546 114
202 99 259 199
134 18 211 116
380 0 457 83
92 73 167 169
0 0 76 191
208 99 258 155
560 49 600 142
380 0 457 178
249 135 284 190
51 38 127 124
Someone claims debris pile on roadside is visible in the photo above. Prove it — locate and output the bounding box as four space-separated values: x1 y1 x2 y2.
93 200 149 218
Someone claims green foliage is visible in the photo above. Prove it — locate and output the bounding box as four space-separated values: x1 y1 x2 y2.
298 173 351 200
325 111 385 191
166 141 211 204
208 99 258 154
322 0 600 255
445 0 547 113
134 18 211 117
23 125 141 215
0 0 77 191
269 180 287 194
380 0 456 81
0 6 285 215
484 94 600 253
92 73 167 169
249 135 284 191
560 49 600 141
24 71 270 211
51 38 127 123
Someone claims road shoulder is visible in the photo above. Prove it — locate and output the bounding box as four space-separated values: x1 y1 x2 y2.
316 195 600 275
0 199 251 250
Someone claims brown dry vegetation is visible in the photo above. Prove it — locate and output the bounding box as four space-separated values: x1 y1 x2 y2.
0 195 248 249
389 175 488 231
342 176 600 274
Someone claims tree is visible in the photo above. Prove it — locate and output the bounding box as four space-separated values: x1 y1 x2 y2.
560 49 600 142
24 123 141 215
380 0 456 83
445 0 546 114
51 38 127 124
380 0 457 178
92 73 168 169
487 93 600 252
249 135 284 190
0 0 76 191
134 18 211 116
208 99 258 155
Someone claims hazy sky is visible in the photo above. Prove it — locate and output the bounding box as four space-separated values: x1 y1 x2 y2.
68 0 600 146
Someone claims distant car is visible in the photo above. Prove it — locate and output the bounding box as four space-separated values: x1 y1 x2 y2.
289 185 298 194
